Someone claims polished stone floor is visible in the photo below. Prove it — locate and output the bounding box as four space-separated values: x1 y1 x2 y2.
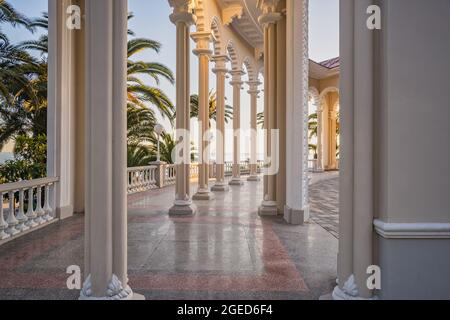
0 173 338 300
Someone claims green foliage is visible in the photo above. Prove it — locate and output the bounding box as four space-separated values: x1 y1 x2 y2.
0 134 47 183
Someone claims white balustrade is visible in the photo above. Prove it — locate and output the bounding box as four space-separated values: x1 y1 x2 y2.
308 159 318 172
0 177 59 243
165 165 176 186
189 163 199 178
127 166 158 194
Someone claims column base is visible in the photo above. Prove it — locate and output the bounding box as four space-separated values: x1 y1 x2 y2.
329 275 378 300
229 178 244 186
169 201 197 216
247 175 261 182
284 205 309 225
211 183 230 192
192 190 215 200
258 201 278 216
79 275 144 300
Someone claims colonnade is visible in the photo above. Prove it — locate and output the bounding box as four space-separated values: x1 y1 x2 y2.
167 0 265 214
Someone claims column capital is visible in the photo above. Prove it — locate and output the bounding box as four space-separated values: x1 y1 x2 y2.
247 80 262 94
191 31 213 56
168 0 197 26
257 0 282 27
212 54 230 73
229 69 245 86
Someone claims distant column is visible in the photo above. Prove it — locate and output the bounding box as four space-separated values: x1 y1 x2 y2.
212 55 230 192
229 69 246 186
247 81 262 181
192 32 215 200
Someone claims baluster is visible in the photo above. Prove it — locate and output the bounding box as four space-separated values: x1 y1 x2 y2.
6 190 19 236
43 183 54 222
16 188 29 232
0 192 10 240
26 187 38 228
34 185 45 225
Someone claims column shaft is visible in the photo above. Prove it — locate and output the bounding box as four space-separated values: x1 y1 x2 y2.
169 9 197 215
212 56 230 192
192 32 214 200
259 13 280 215
229 71 245 186
82 0 133 299
317 107 324 170
276 12 287 212
247 83 261 181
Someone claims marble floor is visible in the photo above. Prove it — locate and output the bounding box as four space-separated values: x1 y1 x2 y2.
0 173 339 300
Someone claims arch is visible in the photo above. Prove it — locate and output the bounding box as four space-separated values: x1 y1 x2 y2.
210 16 224 56
308 86 320 105
319 86 339 103
243 57 257 82
226 40 239 71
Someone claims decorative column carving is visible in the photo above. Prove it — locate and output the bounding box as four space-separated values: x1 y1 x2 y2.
258 0 281 215
81 0 138 300
229 69 246 186
211 55 230 192
168 0 197 215
192 32 215 200
247 81 262 181
284 0 310 224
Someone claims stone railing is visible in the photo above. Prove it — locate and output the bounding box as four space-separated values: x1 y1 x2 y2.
308 159 318 172
0 177 59 244
165 164 176 186
127 160 265 195
127 166 158 194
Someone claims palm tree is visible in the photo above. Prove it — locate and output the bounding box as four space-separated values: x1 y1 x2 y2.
188 90 233 124
1 11 176 166
127 144 152 167
149 133 177 164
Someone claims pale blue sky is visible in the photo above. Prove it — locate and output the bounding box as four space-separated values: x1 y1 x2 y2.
4 0 339 160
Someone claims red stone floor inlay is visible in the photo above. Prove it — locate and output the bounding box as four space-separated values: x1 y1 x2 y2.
0 181 315 296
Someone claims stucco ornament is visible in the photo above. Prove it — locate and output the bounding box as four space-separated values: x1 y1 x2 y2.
80 275 133 300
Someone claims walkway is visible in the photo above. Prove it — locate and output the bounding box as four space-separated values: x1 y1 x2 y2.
0 174 338 300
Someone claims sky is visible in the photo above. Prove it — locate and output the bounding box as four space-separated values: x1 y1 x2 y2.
4 0 339 160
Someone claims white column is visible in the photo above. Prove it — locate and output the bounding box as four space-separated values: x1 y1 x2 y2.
333 0 375 300
192 32 215 200
81 0 136 300
47 0 79 220
316 104 324 171
168 0 197 215
247 81 262 181
211 55 230 192
284 0 309 224
258 1 281 215
229 70 246 186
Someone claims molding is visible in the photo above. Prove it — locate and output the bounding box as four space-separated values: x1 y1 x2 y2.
373 219 450 239
222 5 244 25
